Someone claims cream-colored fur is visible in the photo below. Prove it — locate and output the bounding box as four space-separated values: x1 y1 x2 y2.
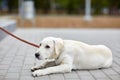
31 37 112 77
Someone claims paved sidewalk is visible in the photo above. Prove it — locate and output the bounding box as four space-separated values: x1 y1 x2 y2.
0 29 120 80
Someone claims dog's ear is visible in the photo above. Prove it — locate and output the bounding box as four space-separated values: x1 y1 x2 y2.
54 38 64 57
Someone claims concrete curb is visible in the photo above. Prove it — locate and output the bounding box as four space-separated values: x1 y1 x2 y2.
0 19 17 41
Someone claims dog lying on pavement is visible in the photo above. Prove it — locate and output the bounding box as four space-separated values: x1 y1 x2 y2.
31 37 112 77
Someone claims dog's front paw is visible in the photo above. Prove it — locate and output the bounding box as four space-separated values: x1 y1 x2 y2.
32 70 47 77
32 71 38 77
32 71 41 77
31 67 37 72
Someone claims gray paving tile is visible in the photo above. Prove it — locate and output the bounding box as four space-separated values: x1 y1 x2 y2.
0 58 2 61
0 60 12 65
12 60 23 64
4 78 19 80
5 53 16 57
50 74 64 80
109 75 120 80
0 70 7 76
11 63 23 67
96 79 111 80
65 79 80 80
35 76 49 80
90 70 109 79
64 71 79 79
2 57 13 62
13 56 24 61
21 70 31 76
22 64 34 70
77 70 95 80
77 71 91 76
112 63 120 74
16 52 26 56
20 76 34 80
5 73 20 78
112 67 120 74
0 76 4 80
24 60 34 65
80 75 95 80
8 67 21 73
102 68 118 75
0 65 10 69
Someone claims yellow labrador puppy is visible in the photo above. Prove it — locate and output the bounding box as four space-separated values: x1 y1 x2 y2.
31 37 112 77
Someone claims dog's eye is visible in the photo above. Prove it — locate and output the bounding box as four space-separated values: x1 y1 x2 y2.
39 43 42 46
45 45 50 49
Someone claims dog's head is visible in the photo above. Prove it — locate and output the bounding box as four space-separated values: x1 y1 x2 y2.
35 37 63 60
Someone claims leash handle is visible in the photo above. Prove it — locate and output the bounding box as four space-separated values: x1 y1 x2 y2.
0 27 39 48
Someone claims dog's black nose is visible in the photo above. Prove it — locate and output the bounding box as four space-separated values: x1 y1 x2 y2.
35 53 40 58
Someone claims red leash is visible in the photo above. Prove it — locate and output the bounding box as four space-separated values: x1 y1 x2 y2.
0 27 39 48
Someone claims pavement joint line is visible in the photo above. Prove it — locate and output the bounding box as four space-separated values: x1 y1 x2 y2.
75 70 82 80
88 70 97 80
18 46 29 80
101 69 113 80
111 67 120 75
